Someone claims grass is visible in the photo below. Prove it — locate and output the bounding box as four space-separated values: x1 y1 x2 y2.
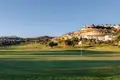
0 50 119 57
88 45 120 51
0 60 120 80
0 44 120 80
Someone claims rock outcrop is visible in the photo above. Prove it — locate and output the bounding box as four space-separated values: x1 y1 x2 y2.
54 24 120 41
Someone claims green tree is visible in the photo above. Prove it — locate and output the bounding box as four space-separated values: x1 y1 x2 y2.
48 41 58 48
71 37 79 46
54 42 58 46
114 33 120 42
64 39 73 46
0 42 3 47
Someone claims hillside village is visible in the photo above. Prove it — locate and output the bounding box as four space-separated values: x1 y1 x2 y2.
1 24 120 47
54 24 120 41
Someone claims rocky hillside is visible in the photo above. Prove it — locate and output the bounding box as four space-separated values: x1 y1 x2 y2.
54 24 120 41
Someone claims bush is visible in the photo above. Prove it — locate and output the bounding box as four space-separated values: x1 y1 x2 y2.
48 42 58 48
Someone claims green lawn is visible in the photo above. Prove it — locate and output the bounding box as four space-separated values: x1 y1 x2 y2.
0 50 119 57
0 49 119 80
0 60 120 80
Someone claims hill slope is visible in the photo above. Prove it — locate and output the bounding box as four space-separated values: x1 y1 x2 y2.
55 24 120 41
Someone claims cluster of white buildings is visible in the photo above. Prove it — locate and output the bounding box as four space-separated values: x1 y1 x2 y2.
0 36 24 42
54 24 120 41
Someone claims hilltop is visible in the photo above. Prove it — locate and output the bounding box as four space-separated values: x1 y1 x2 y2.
54 24 120 41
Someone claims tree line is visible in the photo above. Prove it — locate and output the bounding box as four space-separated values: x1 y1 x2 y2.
1 34 120 48
0 38 25 47
48 34 120 48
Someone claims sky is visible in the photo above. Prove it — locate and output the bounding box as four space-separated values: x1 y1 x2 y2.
0 0 120 37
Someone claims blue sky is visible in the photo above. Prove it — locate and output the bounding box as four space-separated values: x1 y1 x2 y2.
0 0 120 37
